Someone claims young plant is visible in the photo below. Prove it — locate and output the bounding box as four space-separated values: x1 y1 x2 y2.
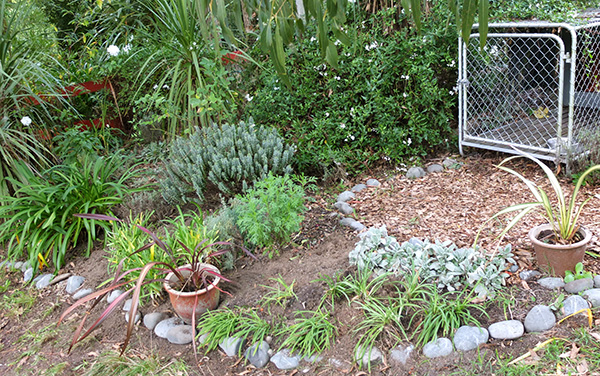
414 289 488 347
105 212 168 302
234 173 306 258
277 309 337 358
258 275 297 312
477 148 600 244
58 213 254 355
353 296 413 368
196 307 273 354
564 262 593 283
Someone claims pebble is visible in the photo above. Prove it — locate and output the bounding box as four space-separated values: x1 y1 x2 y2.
20 262 30 272
354 345 383 368
166 325 194 344
35 274 54 289
66 276 85 294
564 278 594 294
563 295 590 317
524 305 556 332
406 167 426 179
538 277 565 290
219 337 246 357
23 268 34 283
13 261 23 270
366 179 381 187
245 341 270 368
50 273 70 286
73 288 93 300
427 164 444 173
443 158 463 168
389 344 414 365
337 191 355 202
154 317 184 338
594 275 600 288
339 218 365 231
488 320 524 340
351 184 367 193
271 349 301 370
265 335 273 344
334 202 354 215
583 289 600 307
144 312 170 330
124 311 141 324
519 270 541 281
106 289 125 304
123 299 132 311
303 354 323 363
508 264 519 273
423 338 453 358
453 326 489 351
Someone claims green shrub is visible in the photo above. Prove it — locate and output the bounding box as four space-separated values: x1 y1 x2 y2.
0 154 143 270
243 5 456 175
233 174 306 257
161 119 294 204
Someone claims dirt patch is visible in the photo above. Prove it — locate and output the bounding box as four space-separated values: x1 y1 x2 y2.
0 153 599 375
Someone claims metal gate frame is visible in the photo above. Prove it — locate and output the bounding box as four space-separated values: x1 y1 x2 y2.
458 21 600 166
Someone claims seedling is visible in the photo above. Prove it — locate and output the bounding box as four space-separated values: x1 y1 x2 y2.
564 262 592 283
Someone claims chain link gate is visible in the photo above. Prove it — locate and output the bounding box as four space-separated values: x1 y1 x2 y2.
458 21 600 168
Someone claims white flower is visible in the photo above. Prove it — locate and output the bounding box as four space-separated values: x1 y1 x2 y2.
403 93 408 98
350 135 355 141
20 116 32 126
107 45 120 56
274 86 280 90
106 123 111 128
123 44 131 53
335 76 341 80
153 84 159 90
340 123 346 129
334 40 341 46
162 84 169 90
310 36 317 42
245 94 254 102
325 112 330 117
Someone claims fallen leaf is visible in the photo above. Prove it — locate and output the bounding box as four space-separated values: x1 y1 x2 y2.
590 332 600 341
577 359 589 374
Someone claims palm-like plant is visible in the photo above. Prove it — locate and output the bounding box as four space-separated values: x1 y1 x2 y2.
477 149 600 245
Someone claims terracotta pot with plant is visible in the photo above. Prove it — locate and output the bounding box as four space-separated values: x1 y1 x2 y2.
478 149 600 276
58 213 253 354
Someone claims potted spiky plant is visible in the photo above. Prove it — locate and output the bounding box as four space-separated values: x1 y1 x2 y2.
479 149 599 276
58 213 253 354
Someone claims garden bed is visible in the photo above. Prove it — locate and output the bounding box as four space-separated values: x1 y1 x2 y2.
1 152 600 375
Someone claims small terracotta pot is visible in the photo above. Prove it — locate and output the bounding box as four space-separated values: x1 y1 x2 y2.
529 224 592 277
163 263 221 323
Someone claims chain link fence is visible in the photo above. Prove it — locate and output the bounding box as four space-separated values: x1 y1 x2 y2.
459 22 600 168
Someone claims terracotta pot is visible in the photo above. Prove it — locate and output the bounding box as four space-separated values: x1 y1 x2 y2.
529 224 592 277
163 263 221 323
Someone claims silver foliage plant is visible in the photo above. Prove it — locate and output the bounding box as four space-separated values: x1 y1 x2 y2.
161 119 294 204
348 226 514 298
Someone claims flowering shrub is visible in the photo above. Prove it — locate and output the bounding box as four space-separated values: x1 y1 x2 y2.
244 5 456 175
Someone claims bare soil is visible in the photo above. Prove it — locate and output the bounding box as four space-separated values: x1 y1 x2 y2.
1 152 600 375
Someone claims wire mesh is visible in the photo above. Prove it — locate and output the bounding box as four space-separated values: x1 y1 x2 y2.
463 34 563 152
573 24 600 156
